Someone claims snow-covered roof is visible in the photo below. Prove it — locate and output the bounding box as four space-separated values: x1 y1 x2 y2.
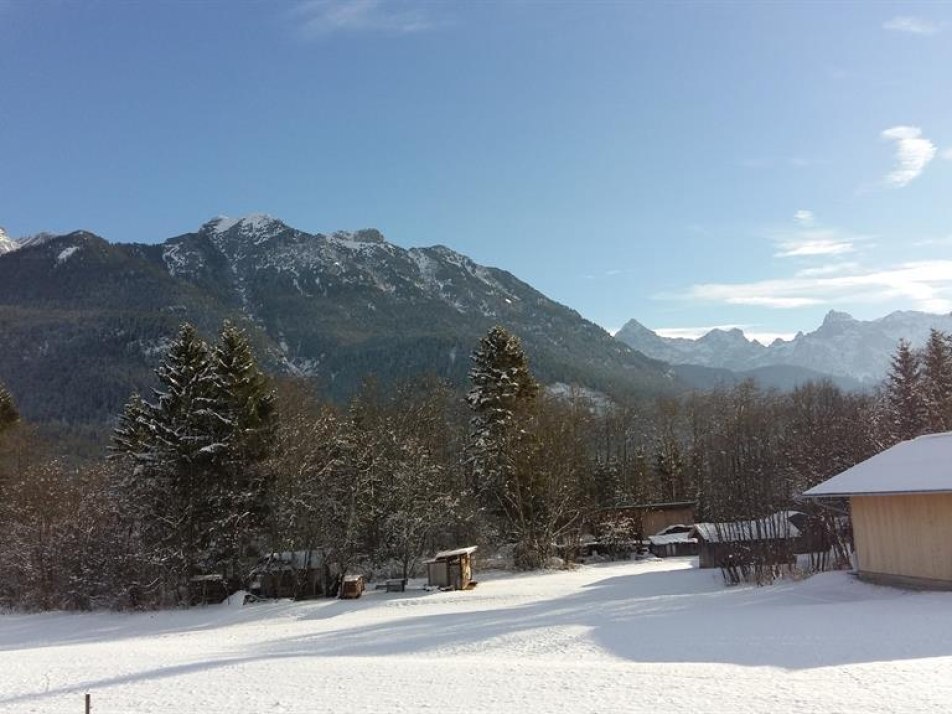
803 432 952 497
432 546 478 560
692 512 801 543
253 550 327 571
648 532 698 546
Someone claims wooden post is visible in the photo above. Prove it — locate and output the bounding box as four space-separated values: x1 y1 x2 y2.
85 693 91 713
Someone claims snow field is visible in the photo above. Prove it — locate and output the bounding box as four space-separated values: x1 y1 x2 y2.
2 558 952 713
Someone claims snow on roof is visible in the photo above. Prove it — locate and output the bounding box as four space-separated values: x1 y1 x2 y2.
648 532 698 546
803 432 952 497
692 512 801 543
432 546 478 560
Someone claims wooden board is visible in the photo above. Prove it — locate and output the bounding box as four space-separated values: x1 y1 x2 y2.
851 493 952 584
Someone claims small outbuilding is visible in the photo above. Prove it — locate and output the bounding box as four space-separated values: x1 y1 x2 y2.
426 546 477 590
249 550 337 600
691 512 801 569
594 500 697 539
648 524 699 558
802 432 952 590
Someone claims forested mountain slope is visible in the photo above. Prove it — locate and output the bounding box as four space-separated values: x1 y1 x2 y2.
0 215 673 424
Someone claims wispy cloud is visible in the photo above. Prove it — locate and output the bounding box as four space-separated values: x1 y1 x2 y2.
795 262 862 278
794 210 815 227
942 148 952 160
883 16 941 35
291 0 437 37
773 214 865 259
776 232 857 258
676 261 952 313
881 126 937 187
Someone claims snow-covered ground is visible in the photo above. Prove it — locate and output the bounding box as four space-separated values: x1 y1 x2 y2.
2 557 952 713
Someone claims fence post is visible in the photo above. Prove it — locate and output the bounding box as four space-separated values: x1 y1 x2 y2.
85 693 91 714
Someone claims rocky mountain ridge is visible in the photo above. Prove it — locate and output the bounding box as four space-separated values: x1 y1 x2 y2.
0 214 672 424
616 310 952 384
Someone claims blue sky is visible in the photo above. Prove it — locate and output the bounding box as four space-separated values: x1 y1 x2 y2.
2 1 952 342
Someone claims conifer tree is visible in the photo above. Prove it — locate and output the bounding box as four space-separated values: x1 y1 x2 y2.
920 329 952 434
884 339 925 443
467 326 539 485
207 321 276 579
112 322 275 600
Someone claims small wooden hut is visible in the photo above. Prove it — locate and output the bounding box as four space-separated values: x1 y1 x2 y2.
249 550 336 599
648 524 699 558
593 501 697 540
426 546 477 590
691 512 801 569
803 432 952 590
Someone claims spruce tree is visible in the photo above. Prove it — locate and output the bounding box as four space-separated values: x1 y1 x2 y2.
207 321 276 580
920 329 952 433
467 326 539 462
884 339 925 443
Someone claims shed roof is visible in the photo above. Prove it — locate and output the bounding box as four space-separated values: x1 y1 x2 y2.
599 500 696 513
802 432 952 498
648 531 698 546
432 546 478 560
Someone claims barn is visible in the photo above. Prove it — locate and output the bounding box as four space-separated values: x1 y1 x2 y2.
802 432 952 590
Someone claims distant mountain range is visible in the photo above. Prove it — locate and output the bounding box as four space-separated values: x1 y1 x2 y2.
615 310 952 388
0 215 672 424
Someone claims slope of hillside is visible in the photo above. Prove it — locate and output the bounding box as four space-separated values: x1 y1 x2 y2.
0 215 673 424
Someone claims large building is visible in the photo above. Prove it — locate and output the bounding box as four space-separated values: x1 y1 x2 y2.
803 432 952 590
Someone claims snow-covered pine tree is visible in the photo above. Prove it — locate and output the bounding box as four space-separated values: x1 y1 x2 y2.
112 323 220 602
884 339 925 443
206 321 276 581
467 326 539 489
919 329 952 434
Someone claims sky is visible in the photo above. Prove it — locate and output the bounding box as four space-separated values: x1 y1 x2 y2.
2 1 952 343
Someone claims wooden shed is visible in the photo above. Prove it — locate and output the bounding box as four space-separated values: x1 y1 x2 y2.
691 512 801 569
594 500 697 540
803 432 952 590
426 546 477 590
248 550 337 600
648 524 699 558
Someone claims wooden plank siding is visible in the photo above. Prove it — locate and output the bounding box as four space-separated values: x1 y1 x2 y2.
643 508 695 537
851 494 952 585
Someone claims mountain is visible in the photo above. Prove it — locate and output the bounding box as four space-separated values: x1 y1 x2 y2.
0 228 18 256
0 214 673 425
616 310 952 386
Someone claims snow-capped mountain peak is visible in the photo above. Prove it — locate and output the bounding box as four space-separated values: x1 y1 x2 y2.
0 227 17 256
616 310 952 384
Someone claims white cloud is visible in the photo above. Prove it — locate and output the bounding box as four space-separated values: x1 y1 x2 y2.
774 213 866 258
291 0 435 37
881 126 937 187
677 261 952 313
795 262 862 278
794 210 815 227
883 16 941 35
776 234 856 258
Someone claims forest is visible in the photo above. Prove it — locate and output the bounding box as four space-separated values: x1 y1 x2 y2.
0 323 948 611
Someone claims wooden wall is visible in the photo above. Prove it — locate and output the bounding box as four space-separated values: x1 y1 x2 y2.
643 508 695 536
851 494 952 584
